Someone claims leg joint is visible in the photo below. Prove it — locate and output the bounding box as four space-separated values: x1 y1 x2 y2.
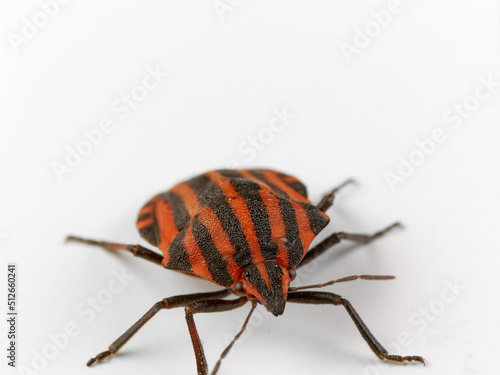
154 300 167 310
184 305 194 315
126 245 137 253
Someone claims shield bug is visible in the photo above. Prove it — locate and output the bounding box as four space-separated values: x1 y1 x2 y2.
67 169 425 374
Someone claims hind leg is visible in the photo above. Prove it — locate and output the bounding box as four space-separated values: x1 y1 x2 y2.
66 235 164 265
317 179 355 212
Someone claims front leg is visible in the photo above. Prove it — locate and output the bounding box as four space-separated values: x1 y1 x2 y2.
287 291 425 366
185 298 248 375
86 289 230 366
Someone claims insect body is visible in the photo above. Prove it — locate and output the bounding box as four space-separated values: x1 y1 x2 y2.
137 169 328 316
67 169 425 374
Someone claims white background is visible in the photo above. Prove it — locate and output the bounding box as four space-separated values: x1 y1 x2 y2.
1 1 499 375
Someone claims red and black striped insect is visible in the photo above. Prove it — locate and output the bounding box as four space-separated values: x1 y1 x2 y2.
67 169 425 374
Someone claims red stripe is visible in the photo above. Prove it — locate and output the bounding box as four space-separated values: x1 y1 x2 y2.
136 217 154 230
261 170 310 203
138 204 155 217
170 183 202 218
259 191 289 268
283 175 300 184
205 171 265 264
289 200 316 253
183 225 214 283
256 262 271 289
155 200 179 262
238 170 271 191
197 207 240 283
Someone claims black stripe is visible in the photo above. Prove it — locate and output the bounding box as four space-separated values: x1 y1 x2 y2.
160 192 189 231
265 260 285 295
186 174 253 268
242 260 285 316
221 170 278 261
165 229 192 273
184 174 217 206
217 169 241 179
192 216 233 287
139 224 160 247
137 201 160 246
249 170 289 198
137 213 151 222
276 172 308 198
288 181 308 198
278 197 304 268
243 261 283 295
298 202 330 235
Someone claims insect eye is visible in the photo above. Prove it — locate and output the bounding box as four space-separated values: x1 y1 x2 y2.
234 282 245 295
288 269 296 281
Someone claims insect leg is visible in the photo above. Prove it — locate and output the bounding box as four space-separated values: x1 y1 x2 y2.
289 275 395 292
66 235 164 265
317 178 355 212
334 222 403 244
287 291 425 366
298 222 402 268
211 301 257 375
185 297 248 375
86 289 231 366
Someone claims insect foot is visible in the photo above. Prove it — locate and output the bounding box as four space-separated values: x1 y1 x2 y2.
384 354 426 366
87 350 114 366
